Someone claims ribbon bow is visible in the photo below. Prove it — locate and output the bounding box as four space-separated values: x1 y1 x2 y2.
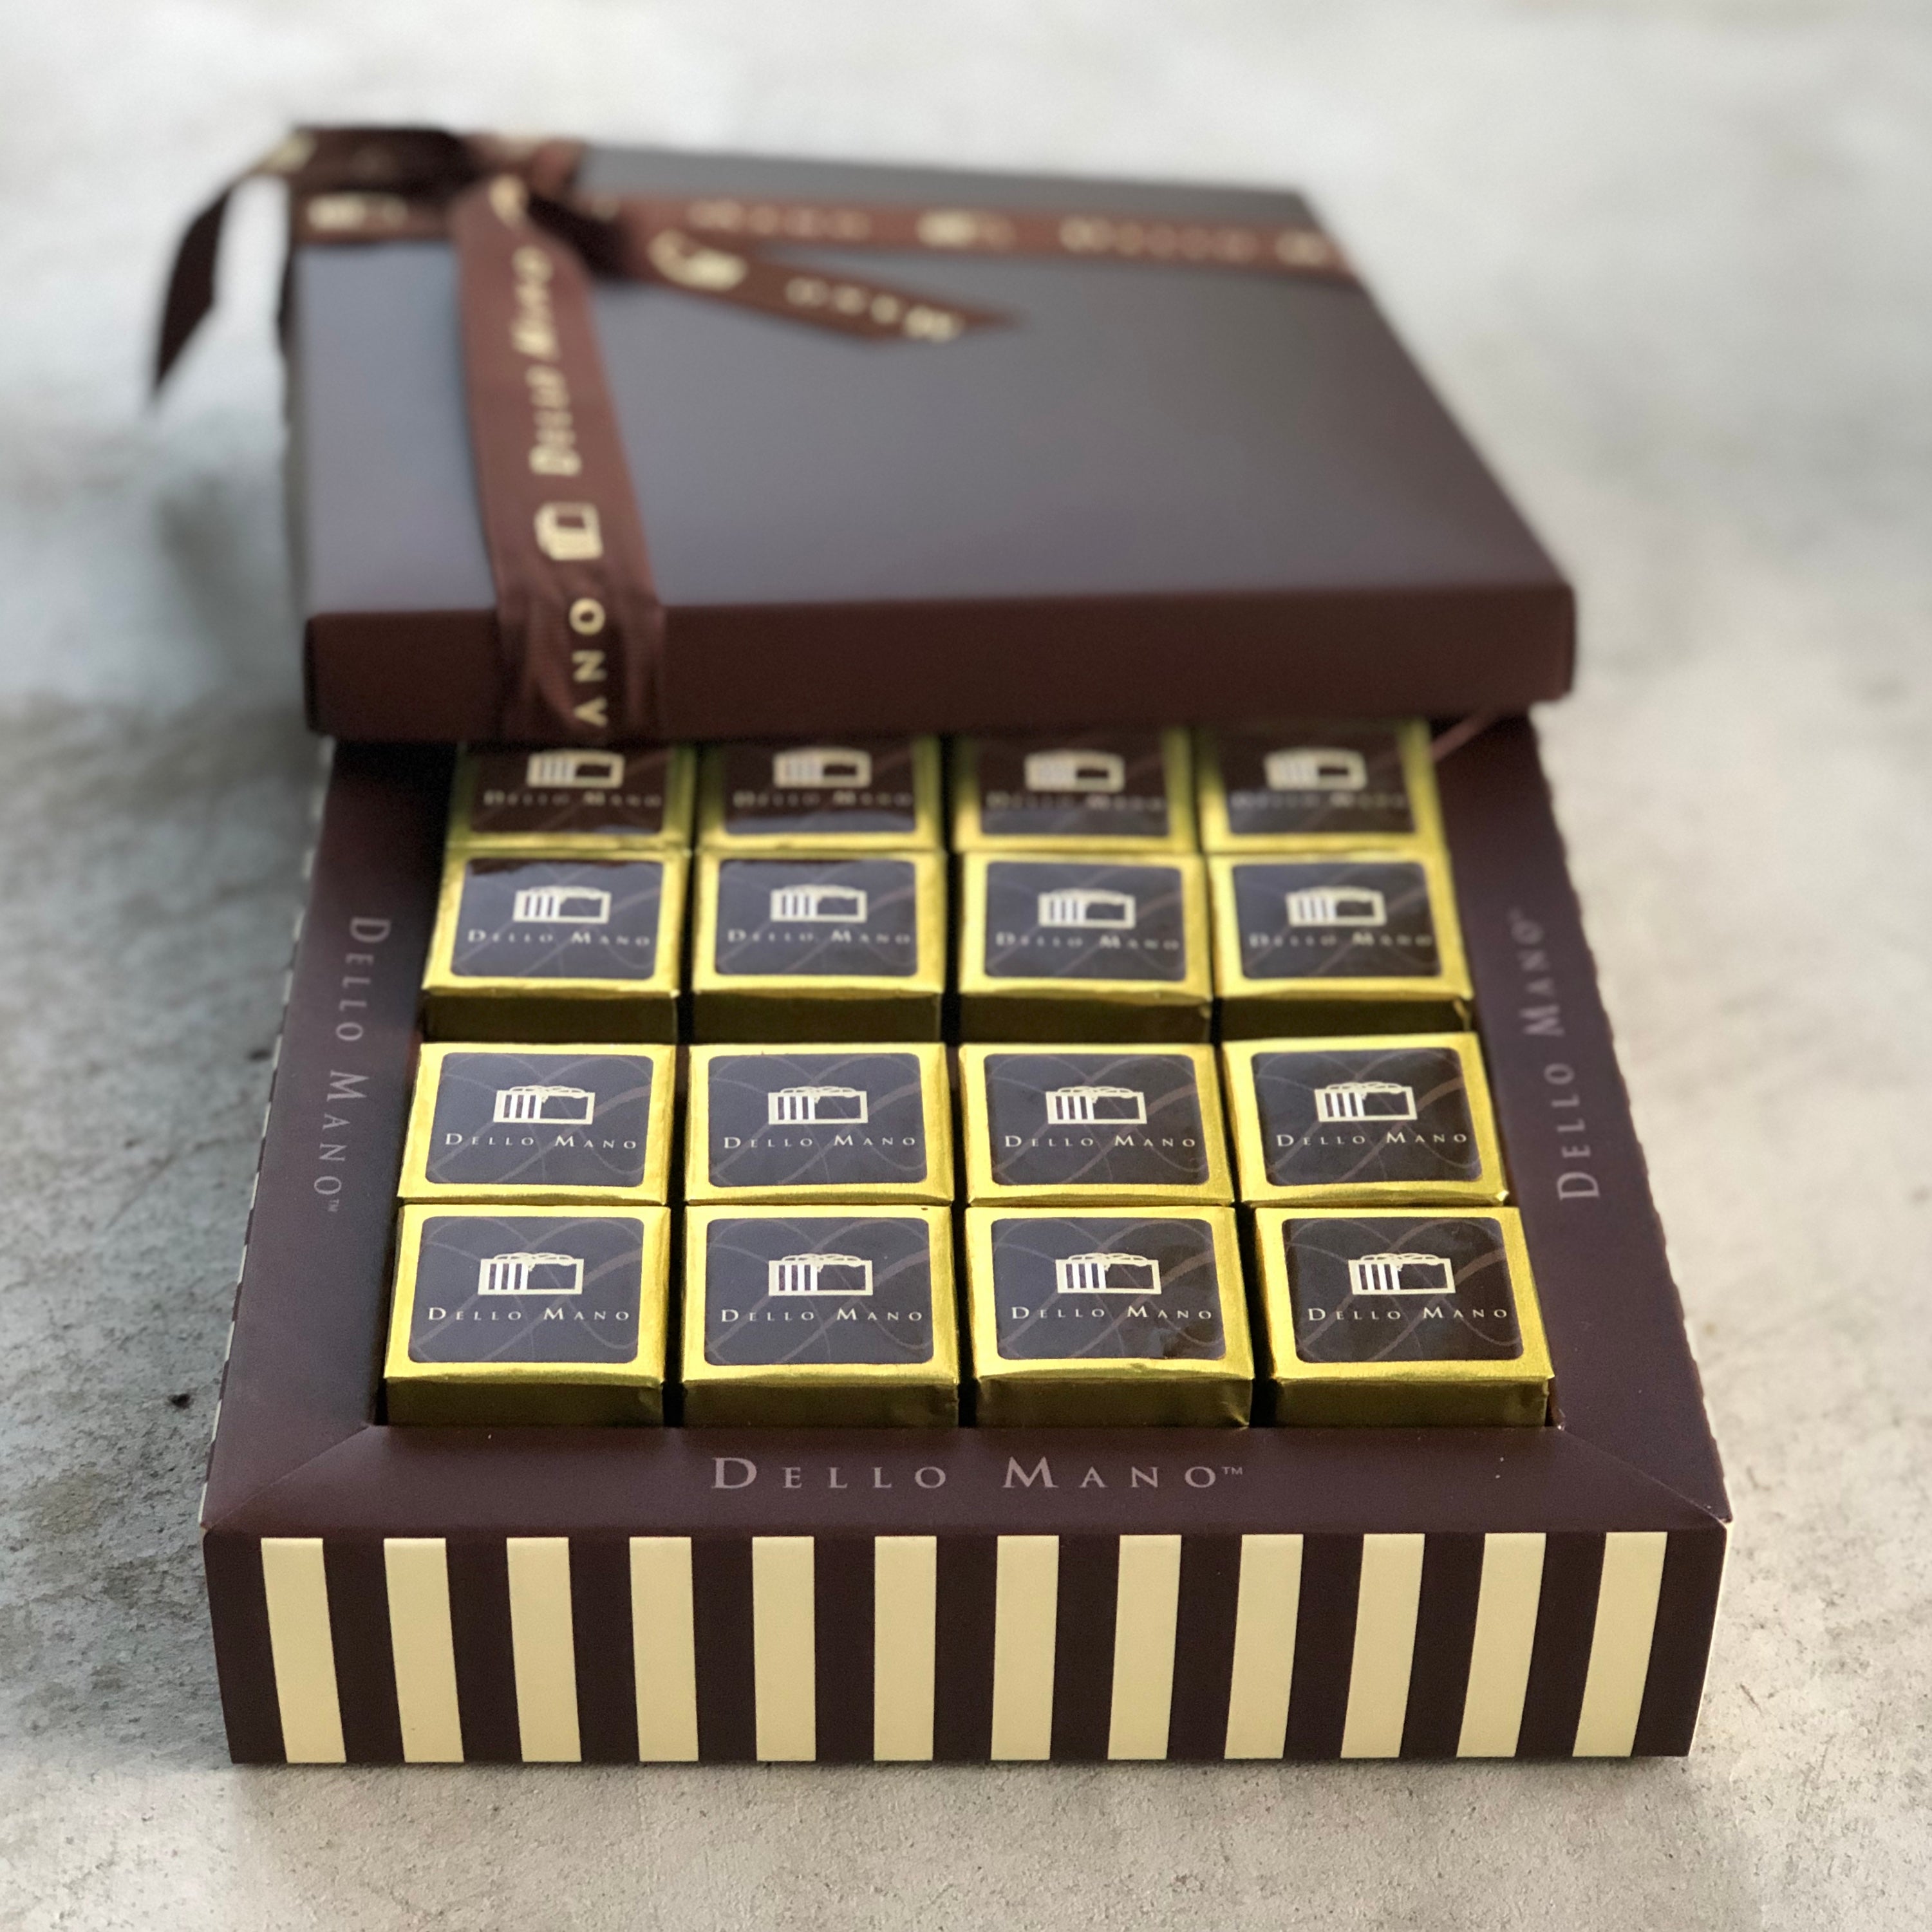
157 127 1356 744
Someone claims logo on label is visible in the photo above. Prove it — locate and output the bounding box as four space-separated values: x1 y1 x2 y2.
1313 1080 1418 1123
772 746 872 789
1038 888 1136 930
1347 1252 1454 1297
1266 746 1367 792
1054 1251 1163 1295
1043 1085 1148 1125
476 1250 585 1295
526 749 625 789
492 1084 596 1126
767 1252 875 1296
770 883 869 923
512 885 613 924
765 1085 869 1125
1286 885 1386 928
1023 748 1125 794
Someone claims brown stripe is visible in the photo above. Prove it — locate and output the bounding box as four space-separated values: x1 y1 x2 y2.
1632 1526 1727 1757
1284 1533 1361 1759
1400 1532 1485 1759
570 1536 638 1763
1515 1530 1605 1758
1166 1533 1242 1761
1050 1534 1119 1761
204 1532 285 1763
445 1536 520 1763
324 1537 402 1763
932 1534 997 1761
691 1537 756 1761
813 1536 876 1763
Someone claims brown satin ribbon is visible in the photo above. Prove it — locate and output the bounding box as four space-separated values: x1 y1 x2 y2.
155 126 1357 743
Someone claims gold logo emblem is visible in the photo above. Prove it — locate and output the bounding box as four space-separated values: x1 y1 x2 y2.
646 230 749 292
534 503 603 562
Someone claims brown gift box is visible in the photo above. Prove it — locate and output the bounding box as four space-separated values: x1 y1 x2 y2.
201 724 1727 1765
274 142 1571 742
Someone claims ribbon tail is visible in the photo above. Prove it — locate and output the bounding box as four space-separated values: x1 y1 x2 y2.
153 182 239 393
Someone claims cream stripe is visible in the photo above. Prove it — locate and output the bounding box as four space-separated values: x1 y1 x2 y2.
630 1537 699 1761
752 1537 816 1761
990 1535 1058 1761
259 1537 345 1764
1573 1531 1668 1757
1340 1533 1425 1759
1107 1535 1183 1760
383 1539 463 1762
506 1537 581 1763
1224 1533 1302 1759
1457 1532 1545 1758
873 1537 937 1761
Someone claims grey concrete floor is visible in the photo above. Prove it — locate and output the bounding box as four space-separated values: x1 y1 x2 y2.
3 2 1929 1926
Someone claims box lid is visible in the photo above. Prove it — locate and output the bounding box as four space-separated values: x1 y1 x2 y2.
288 144 1573 742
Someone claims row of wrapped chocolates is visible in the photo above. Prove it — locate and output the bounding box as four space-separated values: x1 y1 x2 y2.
447 721 1441 856
399 1037 1507 1210
384 1194 1549 1434
425 721 1463 1044
422 849 1468 1043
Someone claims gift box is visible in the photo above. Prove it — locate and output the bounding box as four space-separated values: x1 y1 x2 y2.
200 724 1727 1764
166 132 1720 1769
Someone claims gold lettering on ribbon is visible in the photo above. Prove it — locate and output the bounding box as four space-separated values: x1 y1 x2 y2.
567 598 606 637
915 209 1015 250
534 503 603 561
489 174 529 225
646 229 750 292
306 192 411 234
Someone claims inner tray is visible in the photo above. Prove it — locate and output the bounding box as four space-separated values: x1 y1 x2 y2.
201 720 1727 1764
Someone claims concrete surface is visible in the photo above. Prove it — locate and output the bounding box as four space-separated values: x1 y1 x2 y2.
2 2 1929 1926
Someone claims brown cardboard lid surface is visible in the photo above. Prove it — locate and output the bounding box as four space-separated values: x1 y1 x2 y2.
290 146 1572 741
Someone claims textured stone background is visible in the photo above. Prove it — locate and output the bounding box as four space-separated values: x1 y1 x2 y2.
1 3 1928 1927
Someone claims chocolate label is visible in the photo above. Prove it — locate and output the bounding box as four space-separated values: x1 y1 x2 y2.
462 746 672 838
424 1051 657 1190
407 1214 645 1364
1253 1045 1481 1189
989 1216 1226 1362
1215 725 1414 838
1284 1215 1523 1364
718 739 922 836
982 861 1188 983
1232 859 1440 982
983 1052 1209 1188
713 859 920 979
449 858 663 980
702 1215 936 1367
975 733 1172 840
706 1051 931 1189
